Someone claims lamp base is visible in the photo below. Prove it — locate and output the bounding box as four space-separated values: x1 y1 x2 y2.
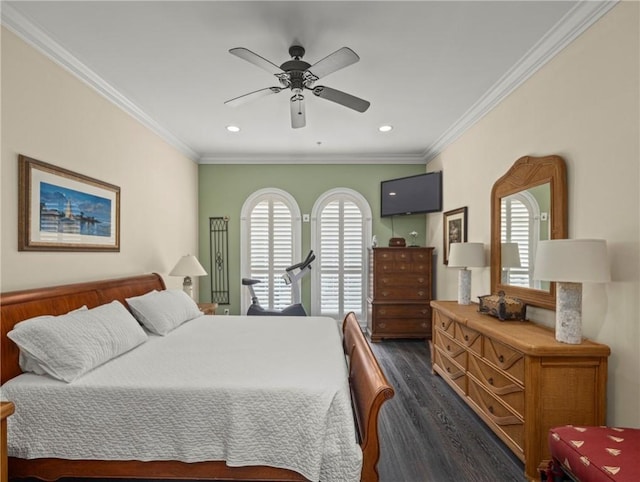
182 276 194 300
457 268 471 305
556 281 582 344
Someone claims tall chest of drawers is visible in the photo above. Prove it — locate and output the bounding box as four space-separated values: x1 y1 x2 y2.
367 247 433 342
431 301 610 481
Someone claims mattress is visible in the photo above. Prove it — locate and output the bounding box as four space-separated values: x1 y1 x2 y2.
1 315 362 482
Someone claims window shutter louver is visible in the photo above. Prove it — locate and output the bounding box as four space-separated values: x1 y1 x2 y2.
319 199 364 318
501 198 532 287
249 199 293 310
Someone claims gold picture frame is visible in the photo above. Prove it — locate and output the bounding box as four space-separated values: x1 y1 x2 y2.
18 155 120 252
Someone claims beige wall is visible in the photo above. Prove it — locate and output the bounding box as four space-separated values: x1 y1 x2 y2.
426 2 639 426
1 28 199 292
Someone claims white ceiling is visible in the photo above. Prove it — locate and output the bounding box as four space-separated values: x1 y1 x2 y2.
2 1 615 164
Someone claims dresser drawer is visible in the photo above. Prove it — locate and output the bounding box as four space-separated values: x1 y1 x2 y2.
468 377 524 454
484 337 525 384
468 354 524 418
433 310 456 337
377 261 430 274
374 304 430 319
371 317 430 335
455 324 482 356
434 330 467 368
374 286 429 301
376 274 429 289
433 347 466 393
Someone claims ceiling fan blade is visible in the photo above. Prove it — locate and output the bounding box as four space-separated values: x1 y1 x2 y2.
308 47 360 79
224 87 283 107
290 94 306 129
312 86 370 113
229 47 283 75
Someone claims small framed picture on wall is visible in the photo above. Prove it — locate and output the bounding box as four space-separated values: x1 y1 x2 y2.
443 206 468 265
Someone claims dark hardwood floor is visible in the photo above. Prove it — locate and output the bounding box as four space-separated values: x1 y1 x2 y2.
370 339 526 482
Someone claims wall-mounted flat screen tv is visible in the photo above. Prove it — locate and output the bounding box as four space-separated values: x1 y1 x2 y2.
380 171 443 217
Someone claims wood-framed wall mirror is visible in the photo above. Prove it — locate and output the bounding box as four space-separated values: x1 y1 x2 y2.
490 155 567 310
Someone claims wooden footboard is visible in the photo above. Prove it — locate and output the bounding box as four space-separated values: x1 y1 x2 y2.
343 312 395 482
1 276 393 482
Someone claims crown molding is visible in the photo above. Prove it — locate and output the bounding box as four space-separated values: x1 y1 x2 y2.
199 152 427 165
1 4 200 162
422 0 619 163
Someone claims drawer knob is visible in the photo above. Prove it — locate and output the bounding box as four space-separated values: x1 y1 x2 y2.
446 366 451 373
418 291 425 296
379 309 387 315
441 322 446 327
382 291 389 297
446 345 451 351
418 277 425 283
379 322 387 328
499 355 505 363
421 322 427 328
464 335 469 341
488 406 495 414
488 377 494 386
421 309 428 314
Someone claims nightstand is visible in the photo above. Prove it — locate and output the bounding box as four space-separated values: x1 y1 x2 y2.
198 303 218 315
1 402 14 482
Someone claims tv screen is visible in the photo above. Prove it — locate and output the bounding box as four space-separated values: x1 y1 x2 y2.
380 171 443 217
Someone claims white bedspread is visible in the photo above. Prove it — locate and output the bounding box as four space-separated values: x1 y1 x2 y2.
1 315 362 482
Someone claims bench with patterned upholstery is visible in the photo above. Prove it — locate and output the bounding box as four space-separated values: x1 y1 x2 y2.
544 425 640 482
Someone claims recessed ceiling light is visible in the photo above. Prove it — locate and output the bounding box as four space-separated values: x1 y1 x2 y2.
378 125 393 132
226 125 240 132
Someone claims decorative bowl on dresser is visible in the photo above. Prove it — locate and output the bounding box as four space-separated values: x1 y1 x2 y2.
367 247 434 342
430 300 610 482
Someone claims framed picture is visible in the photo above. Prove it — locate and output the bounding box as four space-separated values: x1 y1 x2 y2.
443 206 467 265
18 155 120 251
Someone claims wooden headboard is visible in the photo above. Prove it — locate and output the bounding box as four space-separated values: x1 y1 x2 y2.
0 273 165 385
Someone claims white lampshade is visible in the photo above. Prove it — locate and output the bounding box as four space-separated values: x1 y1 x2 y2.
501 242 522 268
170 254 207 277
533 239 610 283
448 242 486 268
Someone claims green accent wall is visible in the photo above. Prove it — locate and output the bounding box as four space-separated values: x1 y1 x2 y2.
198 163 427 313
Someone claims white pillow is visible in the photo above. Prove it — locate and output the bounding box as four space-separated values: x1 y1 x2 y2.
18 305 90 376
8 301 148 382
126 289 202 335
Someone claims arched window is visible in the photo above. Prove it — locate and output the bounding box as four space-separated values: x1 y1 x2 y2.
240 189 301 313
311 188 372 320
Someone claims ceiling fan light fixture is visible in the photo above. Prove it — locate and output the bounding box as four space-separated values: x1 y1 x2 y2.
226 45 370 128
379 125 393 132
226 125 241 133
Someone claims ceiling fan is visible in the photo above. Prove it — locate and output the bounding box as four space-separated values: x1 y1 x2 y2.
224 45 370 128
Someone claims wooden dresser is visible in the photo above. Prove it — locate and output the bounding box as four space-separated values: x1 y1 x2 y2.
367 247 433 342
430 301 610 482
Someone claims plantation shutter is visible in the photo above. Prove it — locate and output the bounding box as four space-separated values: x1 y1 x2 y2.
249 198 293 310
319 199 364 318
501 198 531 287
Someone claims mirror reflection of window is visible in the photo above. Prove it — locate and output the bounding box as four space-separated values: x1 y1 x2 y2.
501 190 543 289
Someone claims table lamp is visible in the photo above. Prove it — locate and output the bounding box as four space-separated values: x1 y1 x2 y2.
447 242 486 305
501 242 521 284
533 239 610 344
170 254 207 299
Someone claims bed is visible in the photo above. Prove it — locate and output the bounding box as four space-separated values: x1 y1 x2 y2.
0 273 394 482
